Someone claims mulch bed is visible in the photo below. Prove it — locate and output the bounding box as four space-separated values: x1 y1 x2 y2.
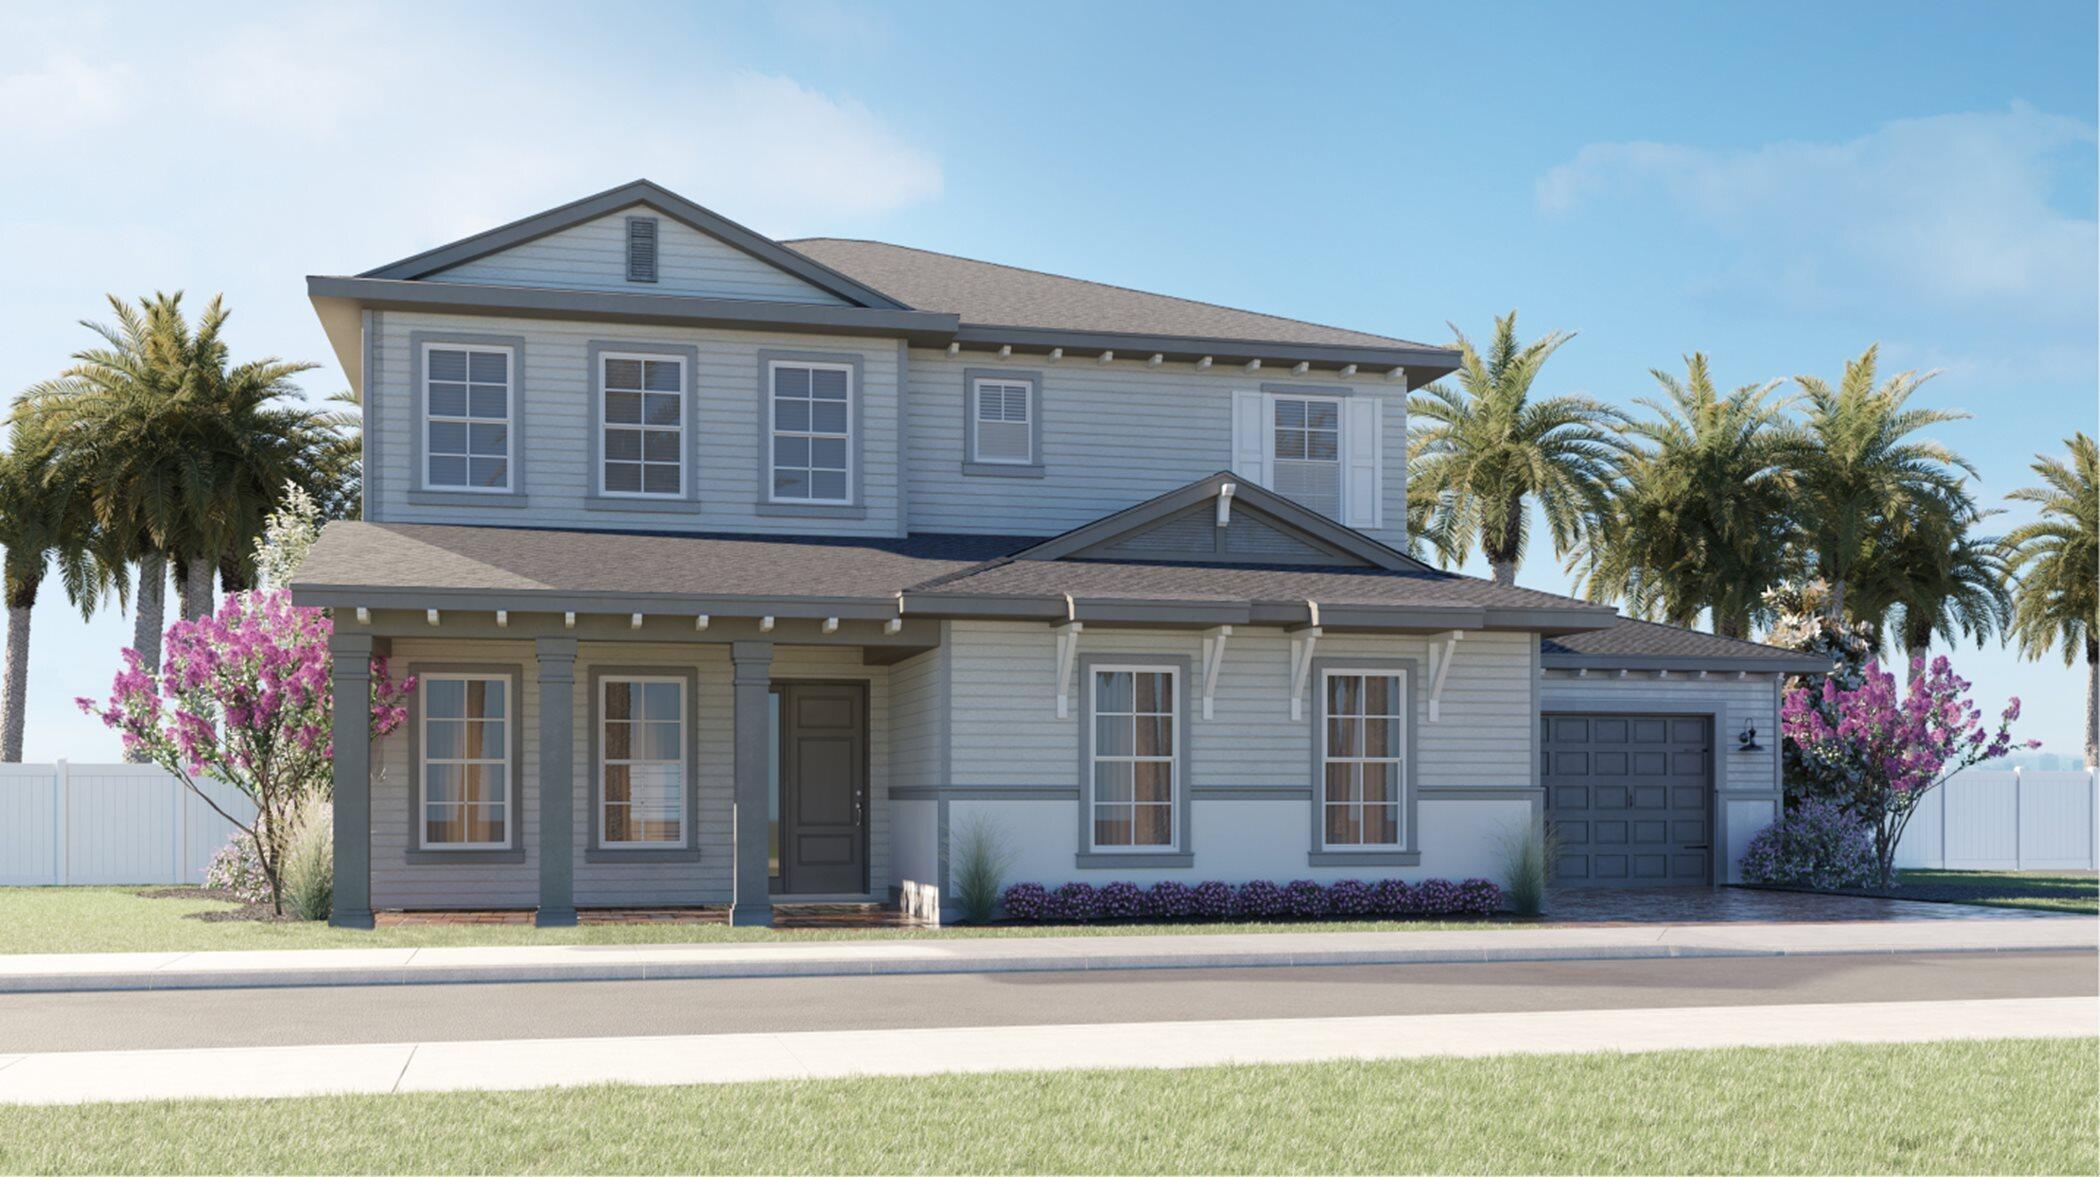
134 886 307 923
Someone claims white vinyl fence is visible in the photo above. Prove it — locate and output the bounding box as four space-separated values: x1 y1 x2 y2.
0 762 256 886
1892 769 2098 872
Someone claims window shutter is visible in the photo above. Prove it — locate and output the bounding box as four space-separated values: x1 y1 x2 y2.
626 217 659 283
1343 397 1382 529
1230 390 1268 487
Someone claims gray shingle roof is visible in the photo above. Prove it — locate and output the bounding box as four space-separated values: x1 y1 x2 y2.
785 238 1441 352
1543 618 1829 671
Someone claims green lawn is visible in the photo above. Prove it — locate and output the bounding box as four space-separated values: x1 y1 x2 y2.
0 887 1509 955
0 1038 2090 1174
1878 870 2099 915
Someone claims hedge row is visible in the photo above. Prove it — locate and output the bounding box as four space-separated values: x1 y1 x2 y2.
998 877 1503 922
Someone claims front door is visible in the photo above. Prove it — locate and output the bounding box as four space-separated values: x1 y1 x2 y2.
777 683 867 894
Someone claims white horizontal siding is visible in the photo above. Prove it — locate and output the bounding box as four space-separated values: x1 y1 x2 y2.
434 208 849 304
903 350 1410 548
369 309 902 536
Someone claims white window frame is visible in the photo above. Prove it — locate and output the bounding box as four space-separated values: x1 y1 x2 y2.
597 674 688 850
596 351 686 499
970 376 1034 465
421 341 515 494
1087 662 1181 853
766 359 855 505
1267 393 1345 518
1317 667 1406 850
418 672 512 851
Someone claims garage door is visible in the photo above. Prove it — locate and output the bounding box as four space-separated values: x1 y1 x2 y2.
1541 714 1711 886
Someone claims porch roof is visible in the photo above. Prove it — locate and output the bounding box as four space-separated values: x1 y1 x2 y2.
1542 618 1830 674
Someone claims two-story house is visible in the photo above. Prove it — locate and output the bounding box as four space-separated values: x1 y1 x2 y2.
293 181 1821 926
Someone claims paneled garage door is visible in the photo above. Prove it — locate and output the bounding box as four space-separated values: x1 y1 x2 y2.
1541 714 1712 886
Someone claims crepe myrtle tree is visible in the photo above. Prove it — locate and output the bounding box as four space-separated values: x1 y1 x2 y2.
80 590 413 914
1781 654 2034 888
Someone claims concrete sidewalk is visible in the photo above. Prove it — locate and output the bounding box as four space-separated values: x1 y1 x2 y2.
0 996 2087 1105
0 916 2091 993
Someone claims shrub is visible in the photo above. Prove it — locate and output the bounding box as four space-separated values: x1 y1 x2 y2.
1413 877 1459 914
1145 880 1195 919
950 814 1015 923
1234 879 1285 917
1000 882 1050 921
1456 878 1504 916
1097 881 1144 919
1327 879 1375 916
1282 879 1329 917
1050 881 1100 921
1739 798 1876 889
1371 877 1413 915
279 792 333 921
1499 821 1556 916
1189 880 1235 919
203 835 270 904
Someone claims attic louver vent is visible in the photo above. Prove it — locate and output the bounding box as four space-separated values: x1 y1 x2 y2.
626 216 659 283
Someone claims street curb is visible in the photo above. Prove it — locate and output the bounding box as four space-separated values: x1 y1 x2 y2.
0 932 2090 994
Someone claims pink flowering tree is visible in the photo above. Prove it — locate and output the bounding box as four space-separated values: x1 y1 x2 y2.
1781 655 2035 888
80 590 413 914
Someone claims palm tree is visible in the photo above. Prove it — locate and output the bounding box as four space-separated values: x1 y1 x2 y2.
1783 345 1975 623
2001 433 2099 765
1855 508 2011 678
1408 312 1623 586
1570 355 1793 638
0 420 122 761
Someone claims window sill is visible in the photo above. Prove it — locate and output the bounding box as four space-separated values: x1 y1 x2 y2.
1305 849 1420 867
753 501 868 520
962 461 1045 479
404 847 528 864
584 495 705 514
1074 851 1194 869
585 845 704 864
408 489 528 508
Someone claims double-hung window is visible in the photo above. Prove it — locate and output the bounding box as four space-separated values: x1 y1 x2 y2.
768 361 852 504
423 344 512 491
599 676 686 847
972 377 1032 464
420 674 512 849
1320 669 1405 848
600 353 684 497
1271 395 1342 520
1089 666 1178 850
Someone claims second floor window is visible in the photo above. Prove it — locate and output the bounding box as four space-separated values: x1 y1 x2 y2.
1271 396 1341 520
972 378 1032 463
424 345 512 491
769 361 852 504
601 354 684 496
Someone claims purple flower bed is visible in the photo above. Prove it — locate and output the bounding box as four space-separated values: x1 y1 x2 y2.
996 876 1504 924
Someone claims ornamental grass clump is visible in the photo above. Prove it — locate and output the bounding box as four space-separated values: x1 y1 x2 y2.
1499 821 1557 916
1327 879 1375 916
1189 880 1235 918
1097 881 1144 919
1144 880 1194 919
278 791 333 920
1739 798 1875 890
999 882 1050 922
1234 879 1285 917
1282 879 1329 917
949 813 1015 923
1050 881 1100 921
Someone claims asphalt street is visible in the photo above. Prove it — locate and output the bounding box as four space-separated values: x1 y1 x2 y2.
0 949 2088 1053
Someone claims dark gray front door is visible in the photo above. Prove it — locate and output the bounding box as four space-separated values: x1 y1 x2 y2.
1541 714 1712 886
779 683 867 894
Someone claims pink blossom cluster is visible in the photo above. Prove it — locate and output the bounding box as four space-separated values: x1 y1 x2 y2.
79 590 414 789
1781 655 2032 798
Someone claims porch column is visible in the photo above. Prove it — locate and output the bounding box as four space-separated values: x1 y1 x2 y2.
730 640 774 926
328 632 377 929
535 637 578 926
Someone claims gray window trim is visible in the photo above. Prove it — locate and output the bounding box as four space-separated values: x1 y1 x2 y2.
409 330 528 501
1259 381 1360 399
584 664 703 863
756 349 864 510
624 215 659 284
961 367 1044 477
585 339 702 511
1075 653 1195 870
405 661 527 864
1308 656 1420 864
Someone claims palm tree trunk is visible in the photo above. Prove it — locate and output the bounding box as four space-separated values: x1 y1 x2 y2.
1825 578 1847 622
1714 611 1748 641
1489 559 1517 587
126 554 166 764
2 601 30 763
182 555 215 621
218 554 252 596
2086 635 2098 769
1906 645 1929 682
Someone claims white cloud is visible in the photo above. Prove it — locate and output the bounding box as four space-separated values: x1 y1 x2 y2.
1537 105 2097 323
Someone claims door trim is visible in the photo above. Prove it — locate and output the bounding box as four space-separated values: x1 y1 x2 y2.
772 680 870 897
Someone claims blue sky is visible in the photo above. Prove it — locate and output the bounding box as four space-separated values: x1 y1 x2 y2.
0 0 2093 760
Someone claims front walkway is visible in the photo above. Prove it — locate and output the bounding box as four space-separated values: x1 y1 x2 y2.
0 996 2087 1105
1 910 2089 994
